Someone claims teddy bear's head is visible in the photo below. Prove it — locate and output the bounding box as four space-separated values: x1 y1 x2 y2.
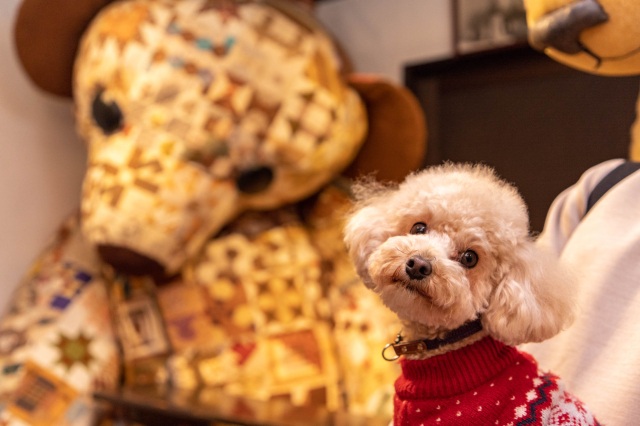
14 0 425 278
525 0 640 76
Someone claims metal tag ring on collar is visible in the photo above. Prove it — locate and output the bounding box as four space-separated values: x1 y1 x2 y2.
382 343 400 361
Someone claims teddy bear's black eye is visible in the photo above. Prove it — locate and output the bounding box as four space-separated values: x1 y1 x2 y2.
410 222 428 235
459 250 479 268
236 166 274 194
91 90 123 134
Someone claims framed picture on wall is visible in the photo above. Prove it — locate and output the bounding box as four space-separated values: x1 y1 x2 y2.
454 0 528 55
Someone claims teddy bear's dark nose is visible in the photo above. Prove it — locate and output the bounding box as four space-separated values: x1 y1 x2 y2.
97 244 170 283
405 256 432 280
528 0 608 54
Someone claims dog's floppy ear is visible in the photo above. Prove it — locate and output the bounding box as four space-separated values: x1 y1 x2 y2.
344 203 385 289
343 181 396 289
482 240 576 346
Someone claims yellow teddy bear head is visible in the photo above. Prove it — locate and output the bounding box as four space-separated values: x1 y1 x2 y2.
525 0 640 75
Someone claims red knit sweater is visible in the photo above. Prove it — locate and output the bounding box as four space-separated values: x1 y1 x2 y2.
394 337 599 425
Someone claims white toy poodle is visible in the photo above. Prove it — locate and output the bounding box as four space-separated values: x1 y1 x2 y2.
344 163 599 426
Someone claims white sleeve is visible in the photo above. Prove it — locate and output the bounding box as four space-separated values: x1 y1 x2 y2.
536 159 625 256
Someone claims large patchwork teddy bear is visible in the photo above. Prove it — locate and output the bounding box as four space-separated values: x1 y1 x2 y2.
523 1 640 425
1 0 426 424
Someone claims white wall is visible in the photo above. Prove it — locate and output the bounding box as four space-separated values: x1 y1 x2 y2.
0 0 454 314
316 0 454 83
0 0 86 313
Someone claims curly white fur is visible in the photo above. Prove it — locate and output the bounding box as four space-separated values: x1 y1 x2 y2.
344 163 576 347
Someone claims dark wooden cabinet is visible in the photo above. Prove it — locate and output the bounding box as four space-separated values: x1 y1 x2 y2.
406 45 639 232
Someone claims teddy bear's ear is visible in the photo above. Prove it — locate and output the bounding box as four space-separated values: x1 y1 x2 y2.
12 0 317 97
344 75 427 183
14 0 115 97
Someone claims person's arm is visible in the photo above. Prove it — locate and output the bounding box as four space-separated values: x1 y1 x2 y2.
536 159 625 255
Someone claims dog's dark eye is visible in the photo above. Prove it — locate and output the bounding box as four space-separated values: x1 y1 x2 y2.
459 250 478 268
92 89 123 134
410 222 428 235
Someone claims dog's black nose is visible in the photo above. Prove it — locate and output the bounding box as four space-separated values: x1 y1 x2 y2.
405 256 432 280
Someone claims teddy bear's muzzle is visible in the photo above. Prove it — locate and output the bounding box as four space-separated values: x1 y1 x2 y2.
528 0 608 54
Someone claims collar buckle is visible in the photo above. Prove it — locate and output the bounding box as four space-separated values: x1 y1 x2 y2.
381 318 483 361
